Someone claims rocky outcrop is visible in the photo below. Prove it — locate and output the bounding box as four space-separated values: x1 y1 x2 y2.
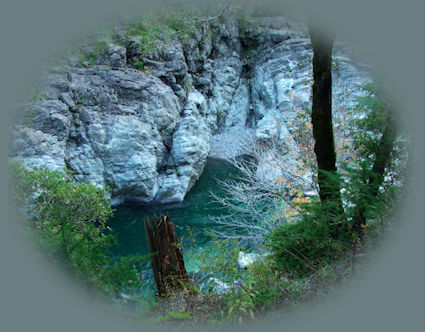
155 91 210 203
9 14 371 204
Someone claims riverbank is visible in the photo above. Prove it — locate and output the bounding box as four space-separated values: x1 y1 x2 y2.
127 239 380 331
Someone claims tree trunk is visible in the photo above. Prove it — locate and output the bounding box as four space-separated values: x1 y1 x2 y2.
309 25 343 213
367 109 397 197
144 214 191 297
355 109 397 238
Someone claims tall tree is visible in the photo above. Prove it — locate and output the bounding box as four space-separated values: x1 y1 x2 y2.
366 108 397 196
308 24 343 213
355 103 398 239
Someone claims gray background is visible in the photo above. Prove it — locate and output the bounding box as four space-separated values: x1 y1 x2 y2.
2 0 424 331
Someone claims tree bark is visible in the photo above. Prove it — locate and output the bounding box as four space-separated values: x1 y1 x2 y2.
144 214 191 297
309 26 343 211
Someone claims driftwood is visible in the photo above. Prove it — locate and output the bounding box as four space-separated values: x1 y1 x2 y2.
144 214 191 297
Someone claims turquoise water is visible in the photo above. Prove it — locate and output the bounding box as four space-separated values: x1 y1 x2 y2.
108 158 241 256
107 158 242 298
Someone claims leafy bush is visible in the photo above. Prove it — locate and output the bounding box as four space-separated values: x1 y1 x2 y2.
192 235 285 321
241 259 283 311
133 61 145 70
197 234 241 284
9 162 145 298
267 198 350 276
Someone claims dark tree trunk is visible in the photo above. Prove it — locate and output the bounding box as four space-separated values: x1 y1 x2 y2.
367 109 397 197
309 26 343 212
144 214 191 297
355 109 397 238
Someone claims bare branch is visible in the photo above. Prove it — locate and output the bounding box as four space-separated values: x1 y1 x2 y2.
209 138 317 247
191 3 231 24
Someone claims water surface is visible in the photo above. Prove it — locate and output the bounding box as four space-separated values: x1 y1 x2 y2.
108 158 241 272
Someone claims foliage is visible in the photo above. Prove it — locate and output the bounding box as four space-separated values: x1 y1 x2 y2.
240 259 283 311
132 61 145 71
121 4 225 50
267 79 406 277
198 245 322 326
122 18 173 55
267 197 350 276
29 89 48 103
236 12 262 53
9 162 145 298
207 73 405 280
166 309 193 320
79 39 109 67
349 81 408 185
153 308 193 323
341 161 396 236
197 234 241 284
76 2 246 70
191 235 283 323
350 81 390 161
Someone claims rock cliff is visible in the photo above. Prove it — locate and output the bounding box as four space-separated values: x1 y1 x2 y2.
9 14 370 204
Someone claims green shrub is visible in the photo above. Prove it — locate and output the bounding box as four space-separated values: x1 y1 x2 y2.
9 162 145 298
197 234 241 284
133 61 145 71
242 259 282 311
267 198 350 277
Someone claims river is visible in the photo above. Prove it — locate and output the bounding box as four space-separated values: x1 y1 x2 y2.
107 158 242 301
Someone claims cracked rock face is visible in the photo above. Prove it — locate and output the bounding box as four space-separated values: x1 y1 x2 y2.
9 14 371 204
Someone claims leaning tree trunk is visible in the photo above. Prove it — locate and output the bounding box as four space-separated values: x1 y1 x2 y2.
144 214 191 297
309 25 343 212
